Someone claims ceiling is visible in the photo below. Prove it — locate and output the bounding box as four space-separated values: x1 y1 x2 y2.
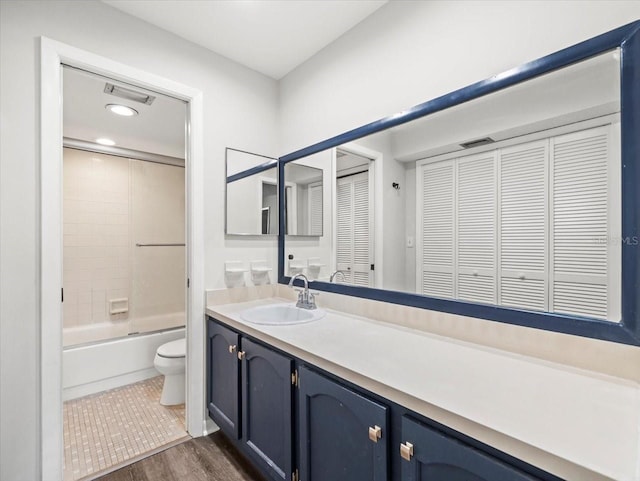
389 49 620 162
63 66 186 158
101 0 388 79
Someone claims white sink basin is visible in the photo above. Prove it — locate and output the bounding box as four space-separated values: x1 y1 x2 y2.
240 303 325 325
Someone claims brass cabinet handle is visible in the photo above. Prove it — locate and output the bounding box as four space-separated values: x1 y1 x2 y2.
368 425 382 443
228 344 237 354
237 350 246 360
400 442 414 461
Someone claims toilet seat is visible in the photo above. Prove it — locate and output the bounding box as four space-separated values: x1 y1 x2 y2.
156 338 186 358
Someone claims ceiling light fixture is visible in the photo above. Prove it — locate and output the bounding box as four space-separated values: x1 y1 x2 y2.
105 104 138 116
95 138 116 146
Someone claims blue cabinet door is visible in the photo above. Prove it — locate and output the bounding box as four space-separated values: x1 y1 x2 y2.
241 338 294 481
298 366 388 481
400 416 538 481
207 319 240 438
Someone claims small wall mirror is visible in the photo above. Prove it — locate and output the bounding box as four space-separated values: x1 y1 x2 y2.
226 148 278 235
284 160 324 236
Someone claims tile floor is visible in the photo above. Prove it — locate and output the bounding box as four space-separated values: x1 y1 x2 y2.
63 376 188 481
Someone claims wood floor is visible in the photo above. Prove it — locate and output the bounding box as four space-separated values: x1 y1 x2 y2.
97 432 265 481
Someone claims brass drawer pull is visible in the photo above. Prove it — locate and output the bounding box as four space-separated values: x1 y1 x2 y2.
368 425 382 442
400 442 414 461
228 344 237 354
237 350 246 360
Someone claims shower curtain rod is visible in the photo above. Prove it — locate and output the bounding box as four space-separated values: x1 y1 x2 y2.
63 137 185 167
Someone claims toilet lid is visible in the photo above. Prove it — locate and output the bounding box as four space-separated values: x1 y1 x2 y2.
157 338 186 358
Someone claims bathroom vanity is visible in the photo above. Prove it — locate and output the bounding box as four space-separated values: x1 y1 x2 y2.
205 311 549 481
205 291 638 481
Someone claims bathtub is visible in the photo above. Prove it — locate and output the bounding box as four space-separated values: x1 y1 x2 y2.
63 325 185 400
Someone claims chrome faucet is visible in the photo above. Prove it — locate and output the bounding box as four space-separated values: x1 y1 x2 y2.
329 270 346 283
288 273 317 310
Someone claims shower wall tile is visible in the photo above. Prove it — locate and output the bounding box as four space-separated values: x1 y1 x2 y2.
63 148 131 330
64 302 79 327
63 148 185 340
129 161 185 330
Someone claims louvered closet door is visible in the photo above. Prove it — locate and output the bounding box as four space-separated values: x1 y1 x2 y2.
352 172 372 286
336 172 372 287
309 182 323 236
551 126 610 320
336 178 354 284
419 161 455 298
457 152 497 304
499 140 548 311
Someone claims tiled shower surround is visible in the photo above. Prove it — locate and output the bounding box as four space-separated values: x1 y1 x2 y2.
63 376 188 481
63 148 130 330
62 148 185 345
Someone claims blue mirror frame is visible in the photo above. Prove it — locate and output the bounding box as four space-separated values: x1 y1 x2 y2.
278 21 640 346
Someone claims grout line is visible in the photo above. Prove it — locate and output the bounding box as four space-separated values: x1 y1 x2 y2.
63 376 187 481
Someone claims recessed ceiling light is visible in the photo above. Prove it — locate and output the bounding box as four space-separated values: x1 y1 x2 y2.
96 138 116 146
105 104 138 116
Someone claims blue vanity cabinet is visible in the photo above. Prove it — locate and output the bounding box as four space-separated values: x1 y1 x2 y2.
207 319 240 438
240 338 294 481
400 416 538 481
298 366 389 481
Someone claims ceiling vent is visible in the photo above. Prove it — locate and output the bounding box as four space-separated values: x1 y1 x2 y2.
104 83 156 105
460 137 495 149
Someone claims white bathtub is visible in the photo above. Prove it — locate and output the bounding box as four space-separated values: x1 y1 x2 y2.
63 327 185 400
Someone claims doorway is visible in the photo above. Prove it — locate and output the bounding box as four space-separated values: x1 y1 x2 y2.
335 149 375 287
41 38 205 481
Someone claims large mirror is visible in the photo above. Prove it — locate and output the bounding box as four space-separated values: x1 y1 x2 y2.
280 33 640 346
226 148 278 235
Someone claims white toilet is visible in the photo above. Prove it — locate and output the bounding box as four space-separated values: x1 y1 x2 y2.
154 338 186 406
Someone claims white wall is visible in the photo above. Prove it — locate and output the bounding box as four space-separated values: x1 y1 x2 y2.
227 171 278 235
279 1 640 153
0 1 279 479
404 163 417 292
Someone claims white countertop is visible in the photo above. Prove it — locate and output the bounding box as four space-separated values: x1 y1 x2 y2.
207 298 640 481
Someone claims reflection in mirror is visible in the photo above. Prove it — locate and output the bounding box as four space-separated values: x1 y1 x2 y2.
335 148 376 287
284 161 324 236
226 148 278 235
284 50 622 323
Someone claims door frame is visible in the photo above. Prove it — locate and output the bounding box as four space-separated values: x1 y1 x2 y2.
332 143 383 287
40 37 205 480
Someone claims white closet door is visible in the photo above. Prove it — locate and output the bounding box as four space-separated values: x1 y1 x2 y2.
419 161 455 298
351 173 372 286
499 140 548 311
457 152 497 304
336 172 372 287
336 178 353 284
308 182 323 236
551 126 610 319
